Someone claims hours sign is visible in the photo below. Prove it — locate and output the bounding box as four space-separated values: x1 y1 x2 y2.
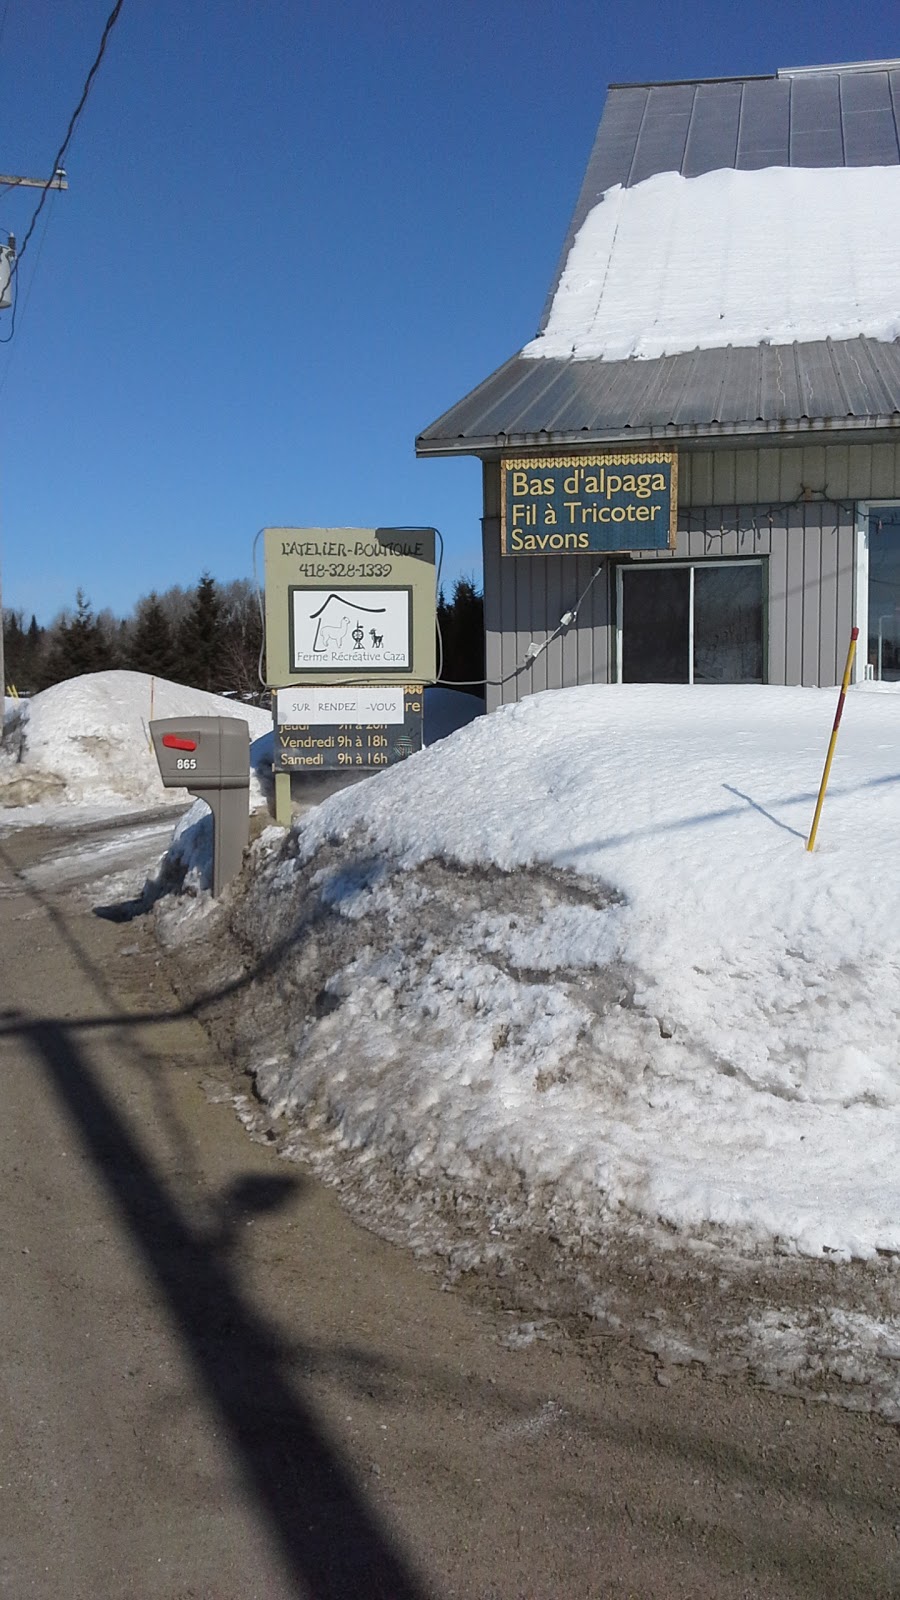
501 452 677 555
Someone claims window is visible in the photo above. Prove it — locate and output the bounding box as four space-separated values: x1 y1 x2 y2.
866 508 900 682
618 561 764 684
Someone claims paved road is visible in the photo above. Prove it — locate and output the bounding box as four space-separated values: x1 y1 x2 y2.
0 814 897 1599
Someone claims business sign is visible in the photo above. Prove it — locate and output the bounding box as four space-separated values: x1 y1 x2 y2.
289 587 411 673
501 452 677 555
276 686 408 725
273 684 423 772
264 527 436 686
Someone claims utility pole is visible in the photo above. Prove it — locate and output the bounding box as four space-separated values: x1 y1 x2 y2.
0 168 67 705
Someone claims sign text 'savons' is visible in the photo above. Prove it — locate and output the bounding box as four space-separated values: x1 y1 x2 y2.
501 452 677 555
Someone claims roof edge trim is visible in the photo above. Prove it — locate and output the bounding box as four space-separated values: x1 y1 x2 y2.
416 415 900 458
607 73 772 89
778 58 900 76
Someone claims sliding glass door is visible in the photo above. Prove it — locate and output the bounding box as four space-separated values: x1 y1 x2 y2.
866 508 900 681
618 561 764 684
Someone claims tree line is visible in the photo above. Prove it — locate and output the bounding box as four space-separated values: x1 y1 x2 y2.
3 573 485 698
2 575 263 699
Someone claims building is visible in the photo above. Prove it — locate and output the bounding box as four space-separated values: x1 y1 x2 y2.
416 60 900 708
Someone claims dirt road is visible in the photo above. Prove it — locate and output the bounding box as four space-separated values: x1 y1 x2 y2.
0 814 897 1599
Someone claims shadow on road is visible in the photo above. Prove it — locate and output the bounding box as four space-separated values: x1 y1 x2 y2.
0 832 430 1600
0 1005 430 1600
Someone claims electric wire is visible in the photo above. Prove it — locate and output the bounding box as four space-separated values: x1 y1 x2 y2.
436 558 606 687
253 522 606 693
255 489 888 706
11 0 125 284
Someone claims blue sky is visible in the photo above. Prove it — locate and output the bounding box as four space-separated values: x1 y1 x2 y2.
0 0 897 623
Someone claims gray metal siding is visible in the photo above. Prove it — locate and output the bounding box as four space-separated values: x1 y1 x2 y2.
629 83 696 185
678 440 900 503
482 522 612 711
482 454 862 705
627 502 857 687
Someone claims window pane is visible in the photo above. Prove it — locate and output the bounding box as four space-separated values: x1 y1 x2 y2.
621 568 690 683
867 511 900 682
693 565 763 683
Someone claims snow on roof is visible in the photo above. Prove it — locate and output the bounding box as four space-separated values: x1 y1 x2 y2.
523 165 900 362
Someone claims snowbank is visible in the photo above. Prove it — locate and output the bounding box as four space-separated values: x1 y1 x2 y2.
1 675 481 824
0 671 272 812
184 682 900 1268
167 686 483 887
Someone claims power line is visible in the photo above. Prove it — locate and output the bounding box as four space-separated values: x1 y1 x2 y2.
12 0 126 281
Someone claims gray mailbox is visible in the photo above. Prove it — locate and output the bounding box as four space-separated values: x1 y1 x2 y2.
150 715 251 896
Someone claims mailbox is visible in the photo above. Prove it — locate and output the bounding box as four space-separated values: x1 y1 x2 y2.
150 715 251 896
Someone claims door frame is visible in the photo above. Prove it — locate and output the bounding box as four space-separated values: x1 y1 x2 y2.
856 500 900 682
615 558 766 685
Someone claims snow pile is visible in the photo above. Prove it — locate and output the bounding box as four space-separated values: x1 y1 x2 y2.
166 686 483 888
524 165 900 360
0 670 271 812
190 682 900 1267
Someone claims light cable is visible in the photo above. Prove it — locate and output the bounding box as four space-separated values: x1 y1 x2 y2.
11 0 125 283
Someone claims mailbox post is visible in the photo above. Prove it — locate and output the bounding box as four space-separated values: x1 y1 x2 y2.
150 716 251 896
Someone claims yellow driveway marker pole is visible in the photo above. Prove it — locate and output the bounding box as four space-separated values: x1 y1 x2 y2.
806 627 859 853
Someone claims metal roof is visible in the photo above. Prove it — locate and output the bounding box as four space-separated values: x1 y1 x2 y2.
416 338 900 455
417 63 900 457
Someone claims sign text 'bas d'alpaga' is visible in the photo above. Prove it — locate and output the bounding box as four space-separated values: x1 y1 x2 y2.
501 452 677 555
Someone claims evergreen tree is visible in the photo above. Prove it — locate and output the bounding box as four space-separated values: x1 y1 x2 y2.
2 610 24 691
68 590 112 675
46 591 111 684
129 592 178 679
438 577 485 693
178 573 222 691
23 616 45 692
